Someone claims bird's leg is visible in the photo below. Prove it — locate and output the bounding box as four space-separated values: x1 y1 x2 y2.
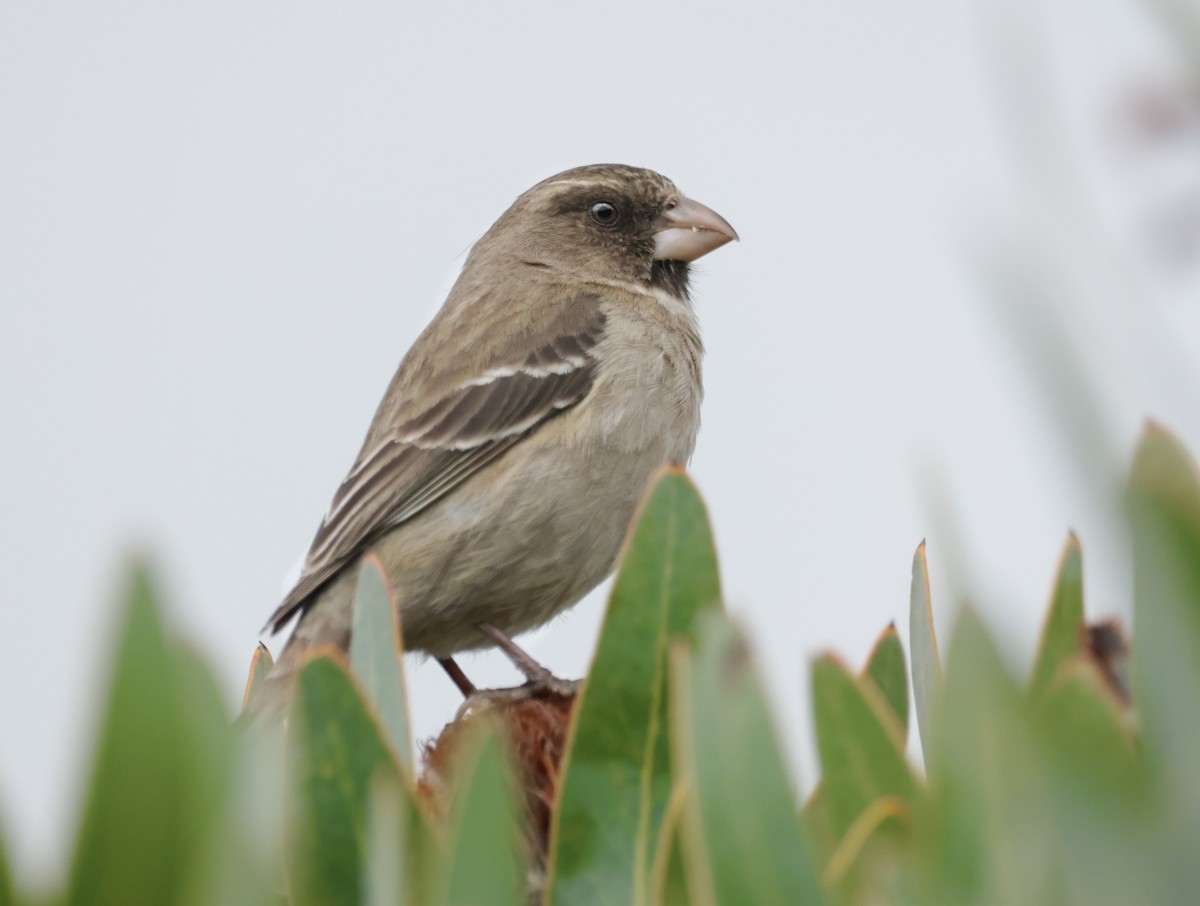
438 656 476 698
478 622 579 698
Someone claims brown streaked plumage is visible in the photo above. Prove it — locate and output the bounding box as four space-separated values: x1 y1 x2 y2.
257 163 736 711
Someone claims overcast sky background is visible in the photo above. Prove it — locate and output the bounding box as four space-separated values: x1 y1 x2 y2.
3 0 1199 886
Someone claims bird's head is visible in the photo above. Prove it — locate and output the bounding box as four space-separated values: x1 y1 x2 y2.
474 164 738 296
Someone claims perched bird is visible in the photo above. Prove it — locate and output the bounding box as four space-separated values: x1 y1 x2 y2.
258 163 736 708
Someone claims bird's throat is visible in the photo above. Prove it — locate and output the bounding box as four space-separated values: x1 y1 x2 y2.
649 259 691 300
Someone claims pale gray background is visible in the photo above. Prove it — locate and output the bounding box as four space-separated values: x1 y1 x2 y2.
3 0 1198 887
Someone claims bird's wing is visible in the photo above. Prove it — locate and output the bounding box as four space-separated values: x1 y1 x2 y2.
264 294 606 633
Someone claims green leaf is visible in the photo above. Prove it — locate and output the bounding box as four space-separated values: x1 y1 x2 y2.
547 468 722 906
1129 423 1200 818
648 785 690 906
363 775 408 906
67 566 228 906
1028 533 1085 698
174 643 236 816
908 542 940 771
241 643 274 713
185 673 285 906
445 730 524 906
349 554 414 775
928 608 1053 905
287 654 399 906
0 813 14 906
811 654 915 846
799 787 836 876
184 742 289 906
804 625 910 870
862 623 909 737
672 615 824 905
1035 658 1138 805
1031 658 1153 905
821 795 908 894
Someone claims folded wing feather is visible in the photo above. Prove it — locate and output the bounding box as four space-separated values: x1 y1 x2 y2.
264 296 606 633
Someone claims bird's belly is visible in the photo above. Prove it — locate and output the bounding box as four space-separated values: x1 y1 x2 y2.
375 426 673 657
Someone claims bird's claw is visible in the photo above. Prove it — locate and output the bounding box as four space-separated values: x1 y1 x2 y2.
454 675 580 720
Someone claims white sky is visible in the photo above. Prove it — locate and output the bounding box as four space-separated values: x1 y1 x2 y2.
2 0 1198 888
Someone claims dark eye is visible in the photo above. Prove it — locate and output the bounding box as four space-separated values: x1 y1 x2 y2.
589 201 620 226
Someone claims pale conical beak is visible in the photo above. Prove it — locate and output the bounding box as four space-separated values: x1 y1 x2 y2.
652 195 739 262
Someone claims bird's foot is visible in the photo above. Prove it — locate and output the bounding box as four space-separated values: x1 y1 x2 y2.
444 622 580 718
454 675 580 720
477 621 578 694
516 669 580 699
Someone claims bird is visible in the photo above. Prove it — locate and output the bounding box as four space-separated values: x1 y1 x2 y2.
257 163 736 712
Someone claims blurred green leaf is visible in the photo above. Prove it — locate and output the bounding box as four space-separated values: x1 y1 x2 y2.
1036 658 1138 804
0 814 13 906
799 786 836 876
1127 423 1200 896
1029 661 1172 906
174 642 236 817
66 566 229 906
445 730 524 906
240 643 273 713
802 626 908 878
672 615 824 906
863 624 909 737
810 653 914 902
1129 424 1200 813
812 655 915 847
547 468 721 906
349 554 414 775
649 786 690 906
928 608 1056 906
908 543 940 771
184 729 288 906
822 795 907 894
1028 533 1085 698
287 654 399 906
801 625 911 896
363 774 408 906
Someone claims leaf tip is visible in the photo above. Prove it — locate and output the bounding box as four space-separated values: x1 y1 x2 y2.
241 642 274 711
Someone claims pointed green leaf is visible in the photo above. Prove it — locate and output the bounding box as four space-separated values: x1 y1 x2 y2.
67 566 227 906
673 615 824 905
812 654 916 847
805 625 909 873
349 554 414 775
547 468 722 906
1129 423 1200 820
445 730 524 906
908 542 940 770
1029 534 1085 698
241 643 274 713
288 654 399 906
863 623 909 737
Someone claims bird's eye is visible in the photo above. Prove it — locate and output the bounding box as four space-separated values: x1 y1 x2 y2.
589 201 620 226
